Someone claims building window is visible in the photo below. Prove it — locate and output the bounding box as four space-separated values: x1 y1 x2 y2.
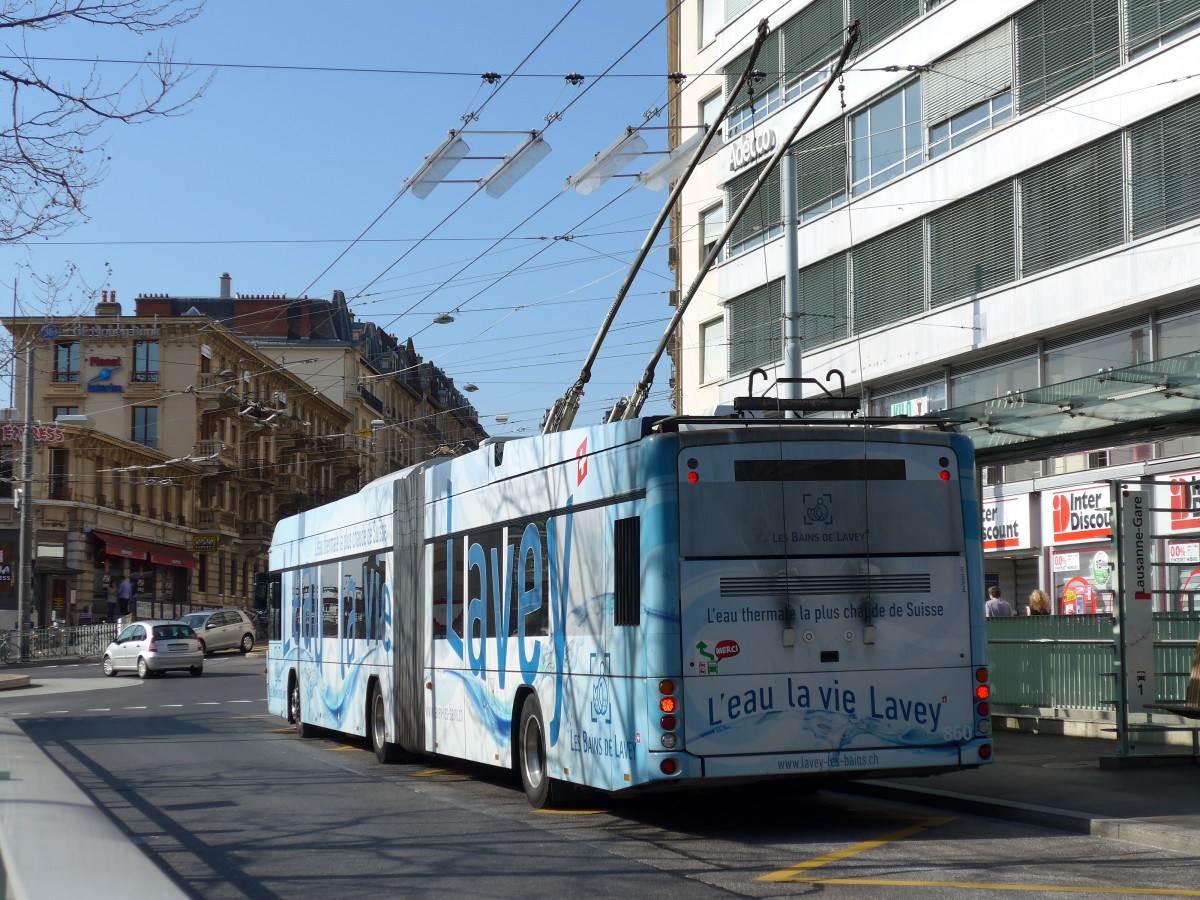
725 36 783 139
1130 94 1200 238
132 341 159 383
852 220 924 334
1016 0 1120 112
54 342 80 383
725 163 782 256
53 406 79 420
701 0 720 47
794 119 847 220
49 447 68 501
951 355 1040 407
727 279 782 375
929 92 1012 158
0 447 12 500
782 0 841 100
850 0 921 54
132 406 158 449
1046 327 1150 384
929 181 1015 306
850 81 923 196
700 203 725 264
1159 307 1200 358
700 317 726 384
870 379 947 417
1020 134 1123 276
1127 0 1200 58
799 254 849 348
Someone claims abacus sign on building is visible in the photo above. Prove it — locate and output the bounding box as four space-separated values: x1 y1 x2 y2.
1048 484 1112 544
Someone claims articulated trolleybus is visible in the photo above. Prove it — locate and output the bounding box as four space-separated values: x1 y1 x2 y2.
266 414 993 807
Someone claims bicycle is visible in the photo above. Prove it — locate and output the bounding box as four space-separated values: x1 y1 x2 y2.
1 630 20 665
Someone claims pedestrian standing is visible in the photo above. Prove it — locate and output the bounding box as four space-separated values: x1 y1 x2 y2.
985 585 1014 618
1028 589 1051 615
117 575 132 622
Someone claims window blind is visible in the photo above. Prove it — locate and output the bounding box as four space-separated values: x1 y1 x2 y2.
725 163 781 247
1127 0 1200 51
1020 133 1123 276
929 181 1015 307
926 22 1014 125
849 0 920 54
782 0 843 81
853 221 924 334
727 279 783 374
793 120 847 214
1016 0 1120 111
1131 94 1200 237
799 254 849 348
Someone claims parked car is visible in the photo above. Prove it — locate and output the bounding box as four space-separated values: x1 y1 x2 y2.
177 609 256 655
102 620 203 679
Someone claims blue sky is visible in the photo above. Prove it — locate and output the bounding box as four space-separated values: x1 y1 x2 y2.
4 1 698 433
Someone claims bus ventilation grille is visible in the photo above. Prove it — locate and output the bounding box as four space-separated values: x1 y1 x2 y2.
720 574 931 597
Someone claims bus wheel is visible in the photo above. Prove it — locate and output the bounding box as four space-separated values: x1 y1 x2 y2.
370 684 400 764
518 695 560 808
290 677 311 738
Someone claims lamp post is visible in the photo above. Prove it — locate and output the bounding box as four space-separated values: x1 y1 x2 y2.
16 335 36 654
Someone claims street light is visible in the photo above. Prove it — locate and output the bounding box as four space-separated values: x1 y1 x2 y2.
482 131 552 199
638 128 707 191
404 131 471 199
567 127 648 196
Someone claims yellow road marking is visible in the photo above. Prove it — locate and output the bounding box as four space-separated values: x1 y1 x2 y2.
786 878 1200 896
534 809 606 816
325 745 358 752
230 715 276 719
269 727 293 733
412 768 449 777
760 815 954 882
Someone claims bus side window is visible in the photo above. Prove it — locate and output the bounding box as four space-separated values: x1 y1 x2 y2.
614 517 641 627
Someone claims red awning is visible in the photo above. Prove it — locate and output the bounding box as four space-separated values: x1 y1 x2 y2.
93 531 201 570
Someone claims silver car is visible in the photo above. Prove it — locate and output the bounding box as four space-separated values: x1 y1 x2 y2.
178 609 256 655
102 620 204 679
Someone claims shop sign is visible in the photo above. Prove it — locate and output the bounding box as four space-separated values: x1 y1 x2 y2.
1163 469 1200 533
1052 551 1080 572
728 128 777 172
982 495 1031 551
1168 541 1200 564
0 424 65 444
87 355 123 394
1047 483 1112 545
890 397 929 417
191 534 219 553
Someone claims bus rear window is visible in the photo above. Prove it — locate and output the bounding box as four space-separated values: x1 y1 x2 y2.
734 459 906 481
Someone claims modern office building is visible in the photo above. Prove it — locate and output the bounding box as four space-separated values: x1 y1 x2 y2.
668 0 1200 611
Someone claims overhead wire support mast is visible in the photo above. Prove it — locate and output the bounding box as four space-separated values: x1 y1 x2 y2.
541 19 774 435
612 21 861 423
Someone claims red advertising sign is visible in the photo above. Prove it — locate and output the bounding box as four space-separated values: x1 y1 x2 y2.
0 424 65 444
1167 470 1200 533
1048 484 1112 544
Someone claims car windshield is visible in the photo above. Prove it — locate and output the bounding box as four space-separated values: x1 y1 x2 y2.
154 624 196 640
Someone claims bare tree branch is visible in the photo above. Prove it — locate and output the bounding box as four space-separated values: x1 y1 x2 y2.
0 0 209 242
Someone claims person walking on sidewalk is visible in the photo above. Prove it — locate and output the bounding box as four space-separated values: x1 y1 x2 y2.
985 585 1014 618
117 575 132 622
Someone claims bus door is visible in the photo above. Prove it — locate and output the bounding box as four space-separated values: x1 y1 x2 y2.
677 434 974 758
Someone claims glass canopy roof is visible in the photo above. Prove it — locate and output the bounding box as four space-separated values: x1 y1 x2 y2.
943 350 1200 464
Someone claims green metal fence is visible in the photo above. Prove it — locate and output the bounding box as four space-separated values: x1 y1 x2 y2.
986 613 1200 712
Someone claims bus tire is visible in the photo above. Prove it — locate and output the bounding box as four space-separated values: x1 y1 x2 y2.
370 683 401 764
518 694 562 809
290 676 312 738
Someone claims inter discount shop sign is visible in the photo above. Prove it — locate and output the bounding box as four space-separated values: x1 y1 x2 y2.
1046 484 1112 545
981 496 1031 551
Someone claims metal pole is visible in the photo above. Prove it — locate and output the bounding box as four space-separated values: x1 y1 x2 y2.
16 339 35 654
781 152 801 412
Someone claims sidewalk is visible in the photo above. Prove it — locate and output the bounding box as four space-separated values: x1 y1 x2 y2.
846 728 1200 854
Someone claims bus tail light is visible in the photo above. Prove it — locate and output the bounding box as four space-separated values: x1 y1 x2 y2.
975 684 990 701
978 743 993 761
659 697 677 713
660 758 679 775
660 714 677 730
657 678 681 752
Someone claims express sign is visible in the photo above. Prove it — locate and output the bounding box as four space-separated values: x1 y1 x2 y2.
1047 484 1112 545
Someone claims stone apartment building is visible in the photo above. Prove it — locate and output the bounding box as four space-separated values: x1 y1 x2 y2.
0 281 486 628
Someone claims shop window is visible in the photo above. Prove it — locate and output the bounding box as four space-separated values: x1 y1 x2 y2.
951 355 1039 407
1046 327 1149 384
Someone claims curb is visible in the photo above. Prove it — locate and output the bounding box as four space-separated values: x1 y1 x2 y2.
835 780 1200 856
0 674 30 692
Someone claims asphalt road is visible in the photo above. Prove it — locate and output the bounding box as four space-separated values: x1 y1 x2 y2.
5 656 1200 899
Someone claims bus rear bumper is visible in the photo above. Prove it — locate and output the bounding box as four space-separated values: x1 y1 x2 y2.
651 739 993 783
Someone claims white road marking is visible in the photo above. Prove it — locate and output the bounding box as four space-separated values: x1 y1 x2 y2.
124 706 147 710
85 708 111 712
